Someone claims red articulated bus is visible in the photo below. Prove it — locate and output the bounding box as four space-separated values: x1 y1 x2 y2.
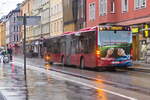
44 25 132 69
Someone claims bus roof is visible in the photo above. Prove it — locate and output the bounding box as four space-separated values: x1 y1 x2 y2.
48 25 130 39
63 26 97 35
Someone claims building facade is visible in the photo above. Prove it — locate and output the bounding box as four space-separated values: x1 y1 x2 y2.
41 0 50 39
63 0 86 32
20 0 33 42
76 0 86 30
50 0 63 36
0 21 6 47
4 4 21 53
5 19 10 46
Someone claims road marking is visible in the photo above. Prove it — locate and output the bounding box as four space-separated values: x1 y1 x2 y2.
11 61 137 100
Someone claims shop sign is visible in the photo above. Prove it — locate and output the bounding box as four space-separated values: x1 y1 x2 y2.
16 16 41 26
131 27 139 33
144 24 149 37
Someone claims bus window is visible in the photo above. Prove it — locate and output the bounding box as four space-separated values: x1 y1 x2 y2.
71 40 76 54
89 38 95 53
60 42 66 54
78 39 84 53
84 38 89 53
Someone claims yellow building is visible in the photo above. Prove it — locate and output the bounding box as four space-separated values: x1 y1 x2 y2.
62 0 86 32
20 0 33 42
62 0 76 32
50 0 63 36
0 22 6 47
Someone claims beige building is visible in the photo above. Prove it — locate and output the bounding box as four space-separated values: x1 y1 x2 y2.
32 0 50 39
50 0 63 37
31 0 50 56
18 0 63 56
32 0 42 40
0 22 6 46
41 0 50 39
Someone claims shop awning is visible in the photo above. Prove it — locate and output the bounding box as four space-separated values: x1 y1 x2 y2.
116 16 150 25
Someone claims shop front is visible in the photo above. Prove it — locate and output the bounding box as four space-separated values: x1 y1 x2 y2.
116 17 150 62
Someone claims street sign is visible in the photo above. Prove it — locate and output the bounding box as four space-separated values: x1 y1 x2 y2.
17 16 41 26
19 14 41 81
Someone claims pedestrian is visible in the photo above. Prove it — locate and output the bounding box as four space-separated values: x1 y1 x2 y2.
0 49 4 63
7 47 13 61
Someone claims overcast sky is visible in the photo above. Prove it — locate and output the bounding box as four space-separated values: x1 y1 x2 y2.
0 0 24 18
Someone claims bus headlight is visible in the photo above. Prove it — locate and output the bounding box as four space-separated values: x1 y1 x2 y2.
96 50 101 58
44 55 51 61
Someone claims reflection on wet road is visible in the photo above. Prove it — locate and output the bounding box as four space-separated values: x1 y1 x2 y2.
0 63 135 100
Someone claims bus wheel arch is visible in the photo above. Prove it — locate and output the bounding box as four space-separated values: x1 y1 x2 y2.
80 56 85 69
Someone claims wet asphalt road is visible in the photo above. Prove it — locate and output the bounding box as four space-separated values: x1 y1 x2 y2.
0 62 134 100
0 56 150 100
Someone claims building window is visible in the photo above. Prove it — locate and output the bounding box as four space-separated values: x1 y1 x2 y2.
18 35 19 41
57 21 59 32
14 17 15 23
89 3 95 21
80 0 84 18
54 23 56 32
51 24 53 33
99 0 107 16
134 0 146 9
51 8 53 16
16 35 18 42
60 21 63 32
54 5 57 15
57 4 59 13
67 0 70 8
110 0 115 13
17 26 19 32
14 26 15 32
14 35 15 42
122 0 128 12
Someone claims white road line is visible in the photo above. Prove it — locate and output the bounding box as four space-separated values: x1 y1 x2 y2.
11 61 137 100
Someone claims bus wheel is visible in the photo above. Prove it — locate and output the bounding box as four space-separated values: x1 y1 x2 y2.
80 58 84 69
49 61 53 65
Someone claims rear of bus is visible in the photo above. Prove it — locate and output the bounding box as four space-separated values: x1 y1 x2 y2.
97 26 132 67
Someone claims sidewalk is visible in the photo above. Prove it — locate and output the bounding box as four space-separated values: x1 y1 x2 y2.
14 54 45 67
14 55 150 72
131 60 150 72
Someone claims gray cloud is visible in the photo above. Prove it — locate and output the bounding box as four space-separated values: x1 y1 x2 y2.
0 0 24 18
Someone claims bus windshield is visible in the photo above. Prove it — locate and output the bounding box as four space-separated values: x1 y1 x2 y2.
98 31 132 46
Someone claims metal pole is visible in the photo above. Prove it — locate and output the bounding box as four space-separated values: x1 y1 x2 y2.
23 13 27 81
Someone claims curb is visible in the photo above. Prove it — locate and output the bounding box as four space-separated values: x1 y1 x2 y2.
130 62 150 73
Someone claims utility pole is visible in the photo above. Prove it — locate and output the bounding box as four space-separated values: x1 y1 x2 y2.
23 13 27 81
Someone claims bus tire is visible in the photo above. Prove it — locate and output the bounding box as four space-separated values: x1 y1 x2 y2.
80 58 84 69
49 61 53 65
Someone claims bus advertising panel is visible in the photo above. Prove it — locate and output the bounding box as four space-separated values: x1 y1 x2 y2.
98 26 132 67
